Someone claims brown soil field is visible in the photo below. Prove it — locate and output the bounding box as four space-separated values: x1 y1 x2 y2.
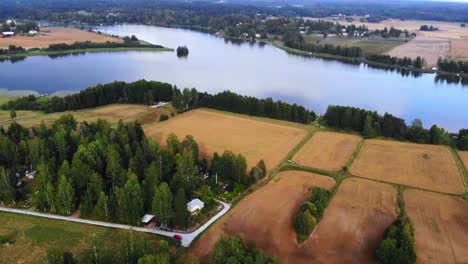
386 36 449 66
0 104 174 128
303 178 397 263
293 131 362 171
405 189 468 264
450 36 468 61
350 140 464 194
458 151 468 169
190 170 336 263
0 27 121 49
144 109 308 168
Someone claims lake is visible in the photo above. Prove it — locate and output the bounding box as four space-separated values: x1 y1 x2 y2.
0 24 466 131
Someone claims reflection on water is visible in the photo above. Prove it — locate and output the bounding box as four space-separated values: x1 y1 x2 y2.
0 24 466 131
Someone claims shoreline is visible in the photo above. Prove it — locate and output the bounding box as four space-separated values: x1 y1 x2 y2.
0 46 173 60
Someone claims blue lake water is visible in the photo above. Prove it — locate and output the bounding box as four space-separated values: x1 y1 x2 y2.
0 24 466 131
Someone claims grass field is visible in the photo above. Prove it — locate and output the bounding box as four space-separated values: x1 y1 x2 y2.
0 104 175 128
458 151 468 170
190 170 336 263
303 178 397 263
0 27 122 49
404 189 468 264
0 211 170 264
350 140 464 194
293 131 362 171
303 35 408 56
144 109 308 168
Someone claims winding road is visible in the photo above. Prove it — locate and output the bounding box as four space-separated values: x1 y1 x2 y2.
0 200 230 247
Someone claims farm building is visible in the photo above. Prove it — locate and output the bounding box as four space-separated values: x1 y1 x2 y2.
141 214 155 225
28 30 38 35
2 32 15 37
187 199 204 215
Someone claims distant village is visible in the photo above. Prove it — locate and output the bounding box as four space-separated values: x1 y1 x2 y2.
0 19 39 38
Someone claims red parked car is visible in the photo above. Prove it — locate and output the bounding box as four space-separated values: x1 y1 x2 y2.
173 234 182 241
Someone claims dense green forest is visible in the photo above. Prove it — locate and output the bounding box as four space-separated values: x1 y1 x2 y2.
323 105 468 150
2 80 316 124
0 115 268 229
437 58 468 74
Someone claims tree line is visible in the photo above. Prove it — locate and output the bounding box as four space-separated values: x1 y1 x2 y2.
323 105 468 149
294 187 331 242
46 40 163 52
366 55 425 69
2 80 316 124
376 193 416 264
0 115 263 229
437 58 468 74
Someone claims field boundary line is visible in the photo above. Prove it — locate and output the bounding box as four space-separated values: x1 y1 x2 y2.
449 148 468 193
345 138 365 169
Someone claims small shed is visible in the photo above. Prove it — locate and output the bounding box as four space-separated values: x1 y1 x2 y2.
141 214 155 225
28 30 38 35
2 32 14 37
187 199 204 215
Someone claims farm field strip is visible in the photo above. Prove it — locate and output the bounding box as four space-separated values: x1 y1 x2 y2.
190 171 336 263
293 131 362 171
404 189 468 264
301 178 398 263
350 139 465 194
144 109 308 168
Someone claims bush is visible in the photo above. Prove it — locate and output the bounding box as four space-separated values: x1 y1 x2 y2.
294 210 316 242
159 114 169 122
376 216 416 264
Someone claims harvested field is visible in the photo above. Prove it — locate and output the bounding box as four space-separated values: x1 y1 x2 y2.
458 151 468 170
350 140 464 194
0 104 174 128
386 36 449 66
144 109 308 168
190 170 336 263
450 36 468 61
293 131 362 171
0 27 121 49
405 190 468 264
303 178 397 263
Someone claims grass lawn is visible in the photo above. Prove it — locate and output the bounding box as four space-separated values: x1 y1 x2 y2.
303 35 408 56
0 211 174 263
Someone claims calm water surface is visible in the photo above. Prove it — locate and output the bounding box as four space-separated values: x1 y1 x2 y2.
0 24 467 131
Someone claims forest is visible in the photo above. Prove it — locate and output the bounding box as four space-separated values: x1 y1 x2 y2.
322 105 468 150
2 80 316 124
0 114 269 230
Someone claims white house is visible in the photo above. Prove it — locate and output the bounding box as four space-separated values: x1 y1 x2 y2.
28 30 38 36
187 199 204 215
2 32 15 37
141 214 155 224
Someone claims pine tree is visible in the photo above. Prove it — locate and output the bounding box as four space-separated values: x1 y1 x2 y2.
94 192 109 221
55 174 75 215
174 188 189 228
152 182 173 228
0 167 15 205
124 173 144 225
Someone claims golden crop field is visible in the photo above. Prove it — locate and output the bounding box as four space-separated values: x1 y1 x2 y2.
144 109 308 168
293 131 362 171
350 139 464 194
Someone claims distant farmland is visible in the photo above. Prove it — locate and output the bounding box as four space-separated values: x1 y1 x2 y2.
350 139 464 194
405 190 468 263
293 131 361 171
144 109 308 168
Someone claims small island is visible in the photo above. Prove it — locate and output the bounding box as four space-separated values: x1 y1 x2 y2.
176 46 189 57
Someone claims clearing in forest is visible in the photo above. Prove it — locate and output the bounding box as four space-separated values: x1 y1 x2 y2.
404 189 468 264
0 27 122 49
190 170 336 263
144 109 308 168
293 131 361 171
350 139 464 194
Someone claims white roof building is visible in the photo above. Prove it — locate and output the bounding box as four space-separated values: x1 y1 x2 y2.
29 30 38 35
187 199 204 214
2 32 14 36
141 214 155 224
